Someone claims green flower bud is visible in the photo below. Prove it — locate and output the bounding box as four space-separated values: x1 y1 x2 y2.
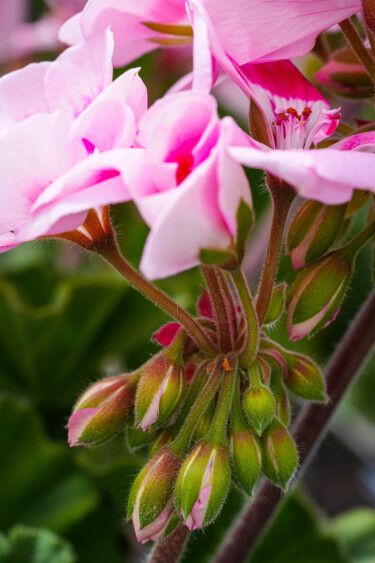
242 363 275 436
174 442 231 530
127 427 154 453
262 283 286 325
127 448 182 543
230 429 262 496
68 373 138 447
284 351 326 402
287 201 346 270
287 252 351 341
261 419 298 490
260 353 291 426
150 428 176 457
135 355 184 431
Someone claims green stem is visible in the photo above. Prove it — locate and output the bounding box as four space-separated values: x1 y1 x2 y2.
202 266 232 353
231 268 259 366
339 18 375 84
93 233 217 359
171 358 224 455
208 358 238 445
256 183 295 325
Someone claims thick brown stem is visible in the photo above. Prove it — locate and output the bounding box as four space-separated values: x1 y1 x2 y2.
256 182 295 325
148 525 189 563
214 289 375 563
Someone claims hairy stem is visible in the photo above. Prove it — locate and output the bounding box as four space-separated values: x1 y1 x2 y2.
231 268 259 365
96 233 217 358
214 289 375 563
256 182 295 325
339 18 375 84
202 266 232 353
148 525 189 563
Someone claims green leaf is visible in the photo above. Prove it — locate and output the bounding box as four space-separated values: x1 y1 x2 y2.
328 508 375 562
0 396 99 533
263 283 286 325
1 525 76 563
250 491 349 563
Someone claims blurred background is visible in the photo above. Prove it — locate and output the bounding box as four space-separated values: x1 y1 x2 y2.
0 1 375 562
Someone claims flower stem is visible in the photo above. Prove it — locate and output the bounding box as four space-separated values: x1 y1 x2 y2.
256 181 295 325
93 232 217 358
231 268 259 366
213 289 375 563
202 266 232 353
148 524 190 563
208 358 238 445
339 18 375 84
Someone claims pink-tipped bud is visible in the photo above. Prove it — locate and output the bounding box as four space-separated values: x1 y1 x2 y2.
315 48 372 99
261 419 298 490
287 252 351 341
68 374 137 447
174 442 231 530
287 201 347 270
127 448 182 543
283 351 327 403
135 355 184 431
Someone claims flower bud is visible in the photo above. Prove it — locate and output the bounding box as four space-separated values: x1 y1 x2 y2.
315 48 372 99
262 284 286 325
127 427 153 453
150 428 176 457
242 364 275 436
68 374 137 447
128 448 182 543
230 429 262 496
174 442 231 530
261 419 298 490
260 353 291 426
135 355 184 431
287 252 351 340
287 201 347 270
283 351 326 402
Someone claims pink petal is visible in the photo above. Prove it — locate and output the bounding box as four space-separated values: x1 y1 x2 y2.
0 62 50 134
230 145 375 205
0 233 19 254
0 111 83 235
44 29 114 117
197 287 213 318
185 484 212 530
68 408 99 446
17 149 141 240
153 323 182 346
194 0 360 65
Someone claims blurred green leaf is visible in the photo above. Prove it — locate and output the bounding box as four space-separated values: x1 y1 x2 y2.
0 397 99 534
249 492 348 563
328 508 375 563
0 525 75 563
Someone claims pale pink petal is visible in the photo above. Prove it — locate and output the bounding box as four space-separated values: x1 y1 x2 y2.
64 0 187 66
0 62 50 134
195 0 360 65
44 29 114 117
185 484 212 530
134 506 170 544
230 145 375 205
68 408 99 446
333 131 375 151
0 112 83 235
17 149 141 240
0 233 20 254
59 12 84 45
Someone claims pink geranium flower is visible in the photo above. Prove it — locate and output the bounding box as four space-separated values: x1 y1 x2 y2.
224 60 375 205
0 29 147 251
121 91 253 280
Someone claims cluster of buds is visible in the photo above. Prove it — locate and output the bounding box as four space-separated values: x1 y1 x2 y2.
67 188 375 544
